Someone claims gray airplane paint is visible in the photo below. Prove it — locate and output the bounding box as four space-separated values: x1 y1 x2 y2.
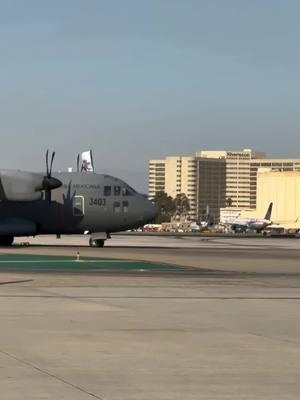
0 170 157 245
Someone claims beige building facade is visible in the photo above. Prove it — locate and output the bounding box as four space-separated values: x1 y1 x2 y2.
149 155 226 221
197 150 300 210
255 170 300 227
148 156 198 219
250 159 300 208
149 150 300 226
148 160 166 199
198 149 266 209
163 156 197 219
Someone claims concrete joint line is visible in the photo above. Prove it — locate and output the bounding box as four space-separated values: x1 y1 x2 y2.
0 349 107 400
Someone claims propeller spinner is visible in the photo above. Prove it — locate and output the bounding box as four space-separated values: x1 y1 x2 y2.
43 150 62 202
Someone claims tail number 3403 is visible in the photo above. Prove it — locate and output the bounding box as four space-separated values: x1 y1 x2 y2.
89 198 106 206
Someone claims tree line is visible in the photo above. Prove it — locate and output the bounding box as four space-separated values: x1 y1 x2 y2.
151 191 190 223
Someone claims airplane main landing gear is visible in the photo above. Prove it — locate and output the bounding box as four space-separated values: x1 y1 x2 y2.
89 232 109 248
89 238 105 248
0 236 14 246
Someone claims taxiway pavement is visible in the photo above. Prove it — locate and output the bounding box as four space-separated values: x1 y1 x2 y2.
8 234 300 274
0 235 299 399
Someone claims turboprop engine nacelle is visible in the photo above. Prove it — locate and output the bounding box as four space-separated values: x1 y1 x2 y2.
0 170 62 202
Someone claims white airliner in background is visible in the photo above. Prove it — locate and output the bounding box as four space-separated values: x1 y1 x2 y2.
229 202 273 233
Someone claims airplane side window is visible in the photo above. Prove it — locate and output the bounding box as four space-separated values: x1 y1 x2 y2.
122 201 129 213
104 186 111 196
113 201 121 213
114 186 121 196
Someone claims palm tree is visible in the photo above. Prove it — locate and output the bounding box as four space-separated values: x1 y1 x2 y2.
152 191 176 223
174 193 190 221
226 197 233 207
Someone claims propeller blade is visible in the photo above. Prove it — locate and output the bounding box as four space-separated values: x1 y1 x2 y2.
46 150 49 177
77 154 80 173
50 151 55 177
44 150 61 204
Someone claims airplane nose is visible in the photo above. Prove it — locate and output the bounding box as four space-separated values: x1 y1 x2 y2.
144 200 159 223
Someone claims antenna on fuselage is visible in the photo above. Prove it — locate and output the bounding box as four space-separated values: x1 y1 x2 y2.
90 149 95 173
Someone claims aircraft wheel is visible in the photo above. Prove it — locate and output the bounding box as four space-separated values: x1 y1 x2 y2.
89 238 105 248
0 236 14 246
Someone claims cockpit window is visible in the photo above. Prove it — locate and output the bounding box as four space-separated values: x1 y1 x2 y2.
122 186 136 196
122 187 130 196
104 186 111 196
114 186 121 196
128 185 136 193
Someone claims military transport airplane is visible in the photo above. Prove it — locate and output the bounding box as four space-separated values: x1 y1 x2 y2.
0 151 158 247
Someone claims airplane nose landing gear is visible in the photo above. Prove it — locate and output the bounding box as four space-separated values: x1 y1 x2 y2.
89 238 105 248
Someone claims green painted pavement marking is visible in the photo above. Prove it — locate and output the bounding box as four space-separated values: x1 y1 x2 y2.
0 254 183 272
0 259 150 263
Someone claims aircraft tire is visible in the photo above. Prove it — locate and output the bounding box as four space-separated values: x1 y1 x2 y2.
0 236 14 246
89 238 105 248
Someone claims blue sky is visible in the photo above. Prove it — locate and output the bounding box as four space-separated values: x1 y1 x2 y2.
0 0 299 191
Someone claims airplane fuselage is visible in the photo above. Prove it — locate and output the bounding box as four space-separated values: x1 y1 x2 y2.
231 218 271 232
0 172 157 237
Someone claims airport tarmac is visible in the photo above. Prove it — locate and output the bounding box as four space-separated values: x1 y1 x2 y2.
0 235 299 399
9 233 300 274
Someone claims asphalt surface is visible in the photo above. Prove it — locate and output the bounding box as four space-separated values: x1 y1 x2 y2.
0 235 299 399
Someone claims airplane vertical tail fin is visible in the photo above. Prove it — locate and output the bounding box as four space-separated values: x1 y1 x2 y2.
264 202 273 220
